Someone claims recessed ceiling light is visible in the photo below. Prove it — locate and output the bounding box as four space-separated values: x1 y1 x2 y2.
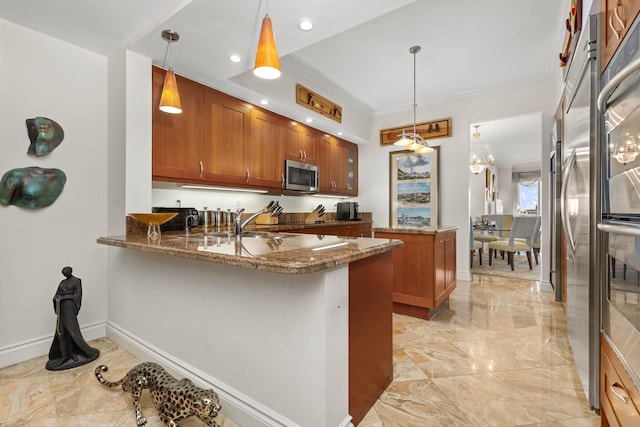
305 118 313 123
298 19 314 31
260 99 269 105
229 54 241 63
337 131 343 136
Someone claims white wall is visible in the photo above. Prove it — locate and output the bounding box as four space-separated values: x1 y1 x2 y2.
0 19 108 365
360 81 557 281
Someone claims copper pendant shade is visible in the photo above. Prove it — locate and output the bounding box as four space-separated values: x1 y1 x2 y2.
253 14 281 79
159 30 182 114
159 67 182 114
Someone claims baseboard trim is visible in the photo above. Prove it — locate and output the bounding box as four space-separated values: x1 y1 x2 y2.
538 280 553 293
0 322 105 369
105 322 301 427
458 271 472 281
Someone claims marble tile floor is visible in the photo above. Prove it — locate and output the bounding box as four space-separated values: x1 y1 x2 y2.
359 274 600 427
1 274 599 427
0 338 240 427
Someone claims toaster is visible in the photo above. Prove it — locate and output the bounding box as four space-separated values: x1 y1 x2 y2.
336 202 359 221
152 207 199 231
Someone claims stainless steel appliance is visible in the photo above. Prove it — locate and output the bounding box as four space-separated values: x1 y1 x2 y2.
284 159 319 193
597 9 640 403
560 13 600 409
550 118 563 302
337 202 359 220
152 207 199 231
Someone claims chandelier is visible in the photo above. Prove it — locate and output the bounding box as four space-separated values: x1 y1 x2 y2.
393 46 434 154
610 132 640 165
469 124 494 174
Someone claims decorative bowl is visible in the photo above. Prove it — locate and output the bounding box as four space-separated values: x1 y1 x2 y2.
128 212 178 240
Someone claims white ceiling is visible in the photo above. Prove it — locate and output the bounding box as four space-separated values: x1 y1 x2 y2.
0 0 568 167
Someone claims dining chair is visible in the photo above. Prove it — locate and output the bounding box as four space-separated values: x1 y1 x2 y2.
473 214 503 246
488 215 540 271
470 217 483 267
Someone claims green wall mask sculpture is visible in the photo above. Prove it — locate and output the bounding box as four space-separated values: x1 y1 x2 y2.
0 167 67 208
26 117 64 157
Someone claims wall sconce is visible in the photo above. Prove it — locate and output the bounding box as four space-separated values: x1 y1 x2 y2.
159 29 182 114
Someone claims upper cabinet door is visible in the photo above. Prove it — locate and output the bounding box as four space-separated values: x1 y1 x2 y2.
247 109 284 189
283 122 317 164
202 90 251 185
152 66 206 181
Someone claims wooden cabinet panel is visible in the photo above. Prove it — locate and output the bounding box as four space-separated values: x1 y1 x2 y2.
202 91 251 186
152 67 206 181
248 109 284 189
284 122 317 164
349 251 393 425
374 230 457 320
602 0 640 73
317 137 358 196
600 334 640 427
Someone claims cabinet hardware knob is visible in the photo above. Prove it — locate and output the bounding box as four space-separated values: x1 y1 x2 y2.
246 168 251 183
610 383 629 404
300 150 303 161
281 174 285 189
303 150 307 161
199 161 204 177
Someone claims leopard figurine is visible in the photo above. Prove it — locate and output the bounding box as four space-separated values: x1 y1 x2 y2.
95 362 221 427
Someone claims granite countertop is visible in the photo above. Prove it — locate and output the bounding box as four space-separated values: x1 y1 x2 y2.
373 225 459 235
97 230 402 275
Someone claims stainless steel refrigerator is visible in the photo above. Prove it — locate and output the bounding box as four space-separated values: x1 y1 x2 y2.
560 13 601 410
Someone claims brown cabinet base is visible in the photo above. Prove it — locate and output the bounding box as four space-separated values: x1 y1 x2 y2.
374 229 457 320
393 300 447 320
349 251 393 425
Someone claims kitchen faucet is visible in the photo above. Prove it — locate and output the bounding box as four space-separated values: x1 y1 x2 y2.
234 201 282 237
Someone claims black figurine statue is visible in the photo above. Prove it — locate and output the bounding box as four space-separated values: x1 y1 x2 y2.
46 266 99 371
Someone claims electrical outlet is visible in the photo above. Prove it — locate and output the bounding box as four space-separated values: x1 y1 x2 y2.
175 198 181 208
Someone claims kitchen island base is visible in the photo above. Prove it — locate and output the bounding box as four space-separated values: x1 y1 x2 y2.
99 232 398 427
374 227 458 321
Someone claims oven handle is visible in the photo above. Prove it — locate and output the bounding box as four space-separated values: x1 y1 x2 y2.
597 222 640 237
598 56 640 112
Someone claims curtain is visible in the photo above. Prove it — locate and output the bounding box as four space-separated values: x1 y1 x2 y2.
512 170 541 213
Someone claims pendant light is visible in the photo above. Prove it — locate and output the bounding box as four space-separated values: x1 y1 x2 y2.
253 1 281 79
394 46 433 154
469 125 494 174
159 29 182 114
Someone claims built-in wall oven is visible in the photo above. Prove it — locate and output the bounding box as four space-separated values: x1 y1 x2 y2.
598 12 640 394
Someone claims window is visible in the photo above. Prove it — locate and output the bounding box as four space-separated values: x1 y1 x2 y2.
513 170 541 214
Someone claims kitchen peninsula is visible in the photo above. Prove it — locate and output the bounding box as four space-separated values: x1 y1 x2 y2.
98 224 401 427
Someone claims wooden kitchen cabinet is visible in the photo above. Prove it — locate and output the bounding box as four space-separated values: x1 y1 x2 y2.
245 109 284 189
600 334 640 426
152 66 358 194
602 0 640 73
202 90 252 186
317 136 358 196
374 229 457 320
284 121 317 164
152 66 206 181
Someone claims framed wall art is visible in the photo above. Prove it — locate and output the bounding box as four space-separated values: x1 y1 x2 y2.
389 148 439 228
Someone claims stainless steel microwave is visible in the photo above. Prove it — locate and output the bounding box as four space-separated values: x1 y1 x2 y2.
284 159 319 193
